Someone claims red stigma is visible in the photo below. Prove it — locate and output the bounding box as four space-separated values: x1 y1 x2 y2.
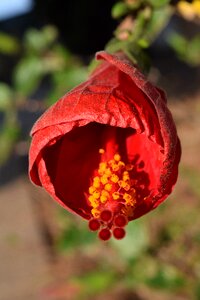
100 210 112 222
88 219 100 231
113 227 126 239
98 228 111 241
114 214 127 227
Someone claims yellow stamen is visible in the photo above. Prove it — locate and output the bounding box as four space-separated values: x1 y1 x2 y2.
101 190 109 197
99 162 107 172
99 149 105 154
93 191 100 199
112 192 120 200
111 164 120 172
88 149 137 219
114 154 121 161
89 186 96 194
93 176 100 183
123 193 133 203
91 208 100 218
104 183 112 192
93 181 100 188
101 175 109 185
100 195 108 203
110 174 119 183
105 168 112 176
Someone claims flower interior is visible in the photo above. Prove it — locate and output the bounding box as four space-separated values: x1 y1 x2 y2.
42 123 164 241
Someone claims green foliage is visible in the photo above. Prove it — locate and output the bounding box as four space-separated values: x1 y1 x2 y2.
141 6 172 46
13 56 45 96
146 266 185 290
0 124 20 165
24 26 58 54
73 271 116 298
0 83 13 111
146 0 170 8
0 32 20 55
55 210 96 252
111 218 149 260
112 2 129 19
168 33 200 66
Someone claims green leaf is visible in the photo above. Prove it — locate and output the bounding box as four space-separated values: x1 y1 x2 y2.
146 0 170 8
112 2 129 19
0 83 13 111
168 33 200 66
24 26 58 54
56 222 96 253
73 271 115 297
146 265 185 290
0 32 20 55
142 6 172 45
0 125 20 165
137 38 149 48
111 219 149 260
13 56 44 96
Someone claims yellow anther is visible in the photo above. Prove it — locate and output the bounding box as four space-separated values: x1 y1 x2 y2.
100 195 108 203
104 183 112 192
111 164 120 172
88 196 99 208
123 174 130 182
108 159 115 166
88 195 94 203
101 175 109 185
93 176 100 183
99 162 107 171
114 154 121 161
118 161 125 169
105 168 112 176
112 192 120 200
98 163 107 176
118 180 126 188
124 183 131 191
123 171 129 175
110 174 119 183
93 191 100 199
89 186 96 194
99 148 105 154
123 193 133 202
101 190 109 197
91 208 100 218
93 181 100 188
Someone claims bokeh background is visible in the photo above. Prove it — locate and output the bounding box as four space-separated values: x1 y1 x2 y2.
0 1 200 299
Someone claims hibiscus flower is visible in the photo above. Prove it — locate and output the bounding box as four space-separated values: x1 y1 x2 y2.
29 51 181 240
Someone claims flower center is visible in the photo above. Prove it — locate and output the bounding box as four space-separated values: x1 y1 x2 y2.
88 148 137 240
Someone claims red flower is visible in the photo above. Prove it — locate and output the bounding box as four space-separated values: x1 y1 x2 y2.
29 51 181 241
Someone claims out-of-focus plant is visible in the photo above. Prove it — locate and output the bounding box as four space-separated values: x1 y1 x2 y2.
0 26 88 166
168 0 200 66
168 33 200 66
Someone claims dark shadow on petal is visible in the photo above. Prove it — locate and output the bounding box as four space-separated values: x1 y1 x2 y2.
42 123 105 218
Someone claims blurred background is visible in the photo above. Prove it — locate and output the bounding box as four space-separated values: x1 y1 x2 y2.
0 1 200 299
